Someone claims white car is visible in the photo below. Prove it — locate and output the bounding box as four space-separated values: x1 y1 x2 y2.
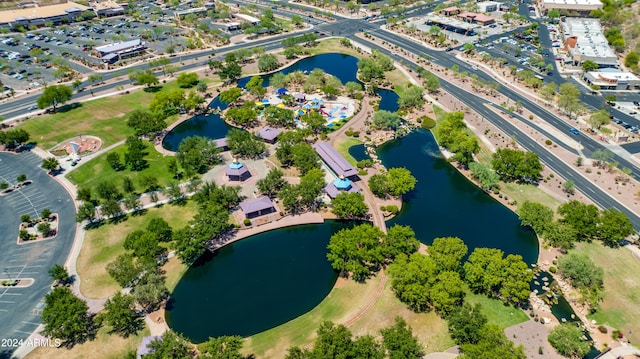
29 81 40 87
27 105 38 111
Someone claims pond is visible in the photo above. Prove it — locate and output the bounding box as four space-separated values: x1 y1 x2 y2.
165 221 353 343
166 54 540 343
161 53 399 151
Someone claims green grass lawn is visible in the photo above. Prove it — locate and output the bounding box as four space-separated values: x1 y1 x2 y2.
78 202 197 299
576 242 640 344
67 140 177 194
20 78 215 149
465 289 530 329
334 137 363 166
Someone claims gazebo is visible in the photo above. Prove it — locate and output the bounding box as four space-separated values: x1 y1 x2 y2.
275 87 288 95
294 93 306 103
225 159 250 181
325 175 361 199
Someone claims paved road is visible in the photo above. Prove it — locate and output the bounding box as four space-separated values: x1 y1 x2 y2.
0 151 76 359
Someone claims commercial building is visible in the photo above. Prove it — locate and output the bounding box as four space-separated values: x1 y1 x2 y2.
95 39 147 63
538 0 603 15
476 1 501 12
0 2 89 29
440 6 461 16
561 18 617 66
93 1 124 17
457 11 495 26
424 14 479 34
174 7 208 18
583 69 640 90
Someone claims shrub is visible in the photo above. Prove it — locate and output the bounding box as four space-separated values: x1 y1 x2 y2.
0 182 8 189
20 214 31 223
549 266 557 273
243 218 251 226
420 116 436 129
598 326 608 334
385 205 399 214
545 139 552 145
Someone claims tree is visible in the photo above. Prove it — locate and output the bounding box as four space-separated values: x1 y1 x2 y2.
468 162 499 190
558 200 600 241
101 293 142 337
429 237 468 273
218 88 242 104
351 335 385 359
492 148 543 183
145 331 192 359
72 79 82 92
42 157 60 173
459 324 526 359
581 60 599 72
380 317 423 359
42 287 94 346
397 86 424 109
245 75 266 99
598 208 633 247
326 223 386 280
134 271 167 312
88 73 103 85
386 168 417 197
0 128 30 150
383 225 420 261
226 128 266 159
373 110 403 130
200 336 244 359
446 303 488 345
562 180 576 195
587 109 610 129
107 254 145 288
263 106 295 128
105 152 124 171
557 83 582 117
225 104 258 127
76 202 97 223
124 136 147 171
258 53 280 72
516 201 554 236
37 85 72 112
127 109 167 137
219 61 242 82
540 82 557 104
176 136 221 176
591 148 614 168
196 81 208 94
291 142 320 175
48 264 69 283
176 72 199 88
331 192 368 219
462 43 475 54
558 252 604 306
625 51 639 68
256 168 285 198
369 173 389 198
548 324 590 359
422 71 440 93
544 221 578 251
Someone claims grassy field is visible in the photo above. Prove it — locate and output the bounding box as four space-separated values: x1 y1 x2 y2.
347 276 454 354
20 79 211 149
465 289 530 329
66 140 177 194
334 137 363 166
25 325 150 359
577 242 640 344
242 274 387 358
77 203 197 299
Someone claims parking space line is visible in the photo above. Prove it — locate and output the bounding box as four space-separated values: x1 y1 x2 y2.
21 321 40 326
0 301 16 304
14 330 33 335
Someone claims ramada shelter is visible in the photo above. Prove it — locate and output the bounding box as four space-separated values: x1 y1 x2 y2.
239 196 276 219
312 141 359 179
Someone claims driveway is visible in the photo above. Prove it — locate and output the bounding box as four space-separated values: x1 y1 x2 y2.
0 151 76 358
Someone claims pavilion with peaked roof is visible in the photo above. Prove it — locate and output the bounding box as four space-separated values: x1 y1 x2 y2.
239 196 276 218
312 142 359 179
225 159 250 181
325 175 361 199
257 126 282 144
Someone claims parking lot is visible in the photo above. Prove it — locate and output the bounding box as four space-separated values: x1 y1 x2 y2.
0 151 76 354
0 14 189 91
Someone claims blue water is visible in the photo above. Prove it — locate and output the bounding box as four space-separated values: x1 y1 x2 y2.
167 54 540 343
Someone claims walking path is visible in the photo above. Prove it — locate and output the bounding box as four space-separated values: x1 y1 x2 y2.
595 344 640 359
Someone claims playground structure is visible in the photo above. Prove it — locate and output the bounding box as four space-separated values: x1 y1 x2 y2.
262 89 356 129
49 135 103 158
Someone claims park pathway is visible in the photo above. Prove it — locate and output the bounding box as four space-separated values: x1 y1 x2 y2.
327 96 387 233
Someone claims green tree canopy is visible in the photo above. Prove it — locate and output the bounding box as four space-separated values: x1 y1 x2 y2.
176 72 199 88
428 237 468 273
446 303 488 345
492 148 543 183
557 200 600 241
326 223 387 281
42 287 94 346
37 85 72 111
145 331 192 359
100 292 142 337
558 252 604 306
226 128 266 159
547 324 590 359
517 201 554 236
372 110 403 130
598 208 634 247
380 317 424 359
256 168 286 198
331 192 368 219
200 335 244 359
176 136 221 177
459 324 526 359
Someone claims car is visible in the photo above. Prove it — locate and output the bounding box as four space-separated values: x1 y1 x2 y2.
471 65 479 71
445 47 454 51
29 81 39 87
630 111 638 115
569 128 580 135
613 119 623 124
27 105 38 111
